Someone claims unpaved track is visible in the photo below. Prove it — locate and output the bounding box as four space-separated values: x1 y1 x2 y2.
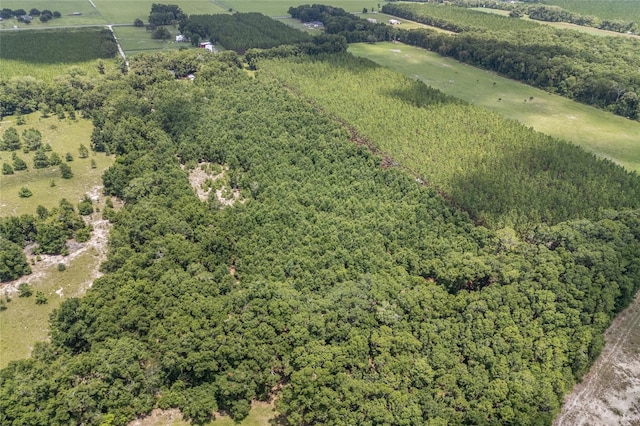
555 292 640 425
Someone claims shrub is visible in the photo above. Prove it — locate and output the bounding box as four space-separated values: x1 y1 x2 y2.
18 283 32 298
2 163 14 175
18 187 33 198
60 163 73 179
35 291 48 304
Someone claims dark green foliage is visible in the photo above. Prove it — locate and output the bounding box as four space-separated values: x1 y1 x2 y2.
383 3 640 119
64 152 73 162
12 153 27 171
78 195 94 216
152 27 171 40
49 152 62 165
134 18 144 27
57 263 66 272
2 162 14 174
21 128 42 151
35 291 47 304
18 187 32 198
32 148 49 169
148 3 185 26
1 127 20 151
0 237 31 282
0 50 639 426
18 283 32 297
179 13 312 53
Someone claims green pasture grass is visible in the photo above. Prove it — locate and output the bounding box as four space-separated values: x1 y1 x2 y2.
93 0 228 24
470 7 640 38
0 113 114 217
0 28 113 63
0 58 110 80
221 0 381 16
360 12 456 32
349 42 640 172
0 250 99 368
114 25 187 55
0 0 106 27
542 0 640 23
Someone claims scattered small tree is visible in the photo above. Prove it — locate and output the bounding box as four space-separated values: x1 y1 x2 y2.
33 148 50 169
57 263 66 272
18 283 33 297
2 163 14 175
60 163 73 179
18 187 33 198
134 18 144 27
91 159 97 169
1 127 21 151
152 27 171 40
35 291 48 304
78 144 89 159
49 152 62 165
65 152 73 162
78 195 94 215
12 153 27 171
22 128 42 151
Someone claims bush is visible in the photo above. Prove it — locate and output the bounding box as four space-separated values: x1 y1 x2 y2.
65 152 73 162
78 196 94 215
35 291 48 304
60 163 73 179
2 163 14 175
57 263 66 272
18 283 32 298
74 226 92 242
12 153 27 171
18 187 33 198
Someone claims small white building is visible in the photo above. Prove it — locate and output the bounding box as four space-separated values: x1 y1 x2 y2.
389 19 401 25
367 18 377 24
175 34 188 42
199 42 214 52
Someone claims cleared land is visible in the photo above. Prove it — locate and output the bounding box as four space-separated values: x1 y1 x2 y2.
0 114 114 217
94 0 228 24
554 292 640 426
129 403 275 426
542 0 640 24
349 42 640 172
114 26 186 54
360 12 456 32
470 7 640 38
220 0 381 15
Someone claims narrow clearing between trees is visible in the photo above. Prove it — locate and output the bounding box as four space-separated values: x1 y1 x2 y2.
555 292 640 425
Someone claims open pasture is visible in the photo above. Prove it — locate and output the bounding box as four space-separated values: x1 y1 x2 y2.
360 12 456 32
542 0 640 23
0 114 114 217
0 59 107 80
114 26 186 55
221 0 381 16
0 0 106 27
349 42 640 172
93 0 228 24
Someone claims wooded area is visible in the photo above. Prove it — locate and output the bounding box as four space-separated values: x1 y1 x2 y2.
1 47 639 425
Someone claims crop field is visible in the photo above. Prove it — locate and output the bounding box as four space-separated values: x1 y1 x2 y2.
349 42 640 172
0 28 114 63
542 0 640 23
0 114 114 217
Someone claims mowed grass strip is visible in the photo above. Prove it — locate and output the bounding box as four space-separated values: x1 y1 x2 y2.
349 42 640 172
222 0 381 15
115 25 185 54
0 28 112 63
0 113 114 217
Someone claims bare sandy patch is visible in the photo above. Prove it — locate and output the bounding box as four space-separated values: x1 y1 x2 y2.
554 292 640 425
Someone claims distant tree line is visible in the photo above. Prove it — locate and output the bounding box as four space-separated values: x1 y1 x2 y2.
0 8 62 22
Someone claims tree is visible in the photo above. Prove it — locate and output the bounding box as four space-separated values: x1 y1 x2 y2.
152 27 171 40
134 18 144 27
12 153 27 171
49 152 62 166
18 283 33 297
35 291 48 304
60 163 73 179
33 148 50 169
1 127 21 151
2 163 14 175
65 152 73 162
78 195 94 216
29 8 40 16
18 187 33 198
22 128 42 151
78 144 89 159
0 237 31 282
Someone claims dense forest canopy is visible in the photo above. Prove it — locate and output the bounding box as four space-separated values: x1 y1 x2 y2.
1 46 639 426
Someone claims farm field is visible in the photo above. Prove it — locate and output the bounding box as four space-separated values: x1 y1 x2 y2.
0 114 114 217
470 7 640 38
349 42 640 173
114 26 187 55
93 0 228 24
0 0 106 28
360 12 456 32
220 0 380 15
542 0 640 23
0 59 109 80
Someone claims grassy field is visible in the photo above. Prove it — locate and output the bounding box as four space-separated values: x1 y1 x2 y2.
114 25 187 55
0 114 114 217
0 0 106 27
94 0 228 24
470 7 640 38
542 0 640 23
360 11 456 32
0 59 110 80
349 42 640 172
0 251 100 368
221 0 381 15
133 404 276 426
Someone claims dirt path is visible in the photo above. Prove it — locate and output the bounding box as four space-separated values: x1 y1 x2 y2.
554 292 640 425
1 186 112 297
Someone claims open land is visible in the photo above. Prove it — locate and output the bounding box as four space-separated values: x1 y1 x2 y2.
349 42 640 172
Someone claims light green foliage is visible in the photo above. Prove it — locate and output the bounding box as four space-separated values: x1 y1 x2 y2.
18 187 33 198
21 128 42 151
18 283 33 298
2 163 14 175
34 291 47 305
